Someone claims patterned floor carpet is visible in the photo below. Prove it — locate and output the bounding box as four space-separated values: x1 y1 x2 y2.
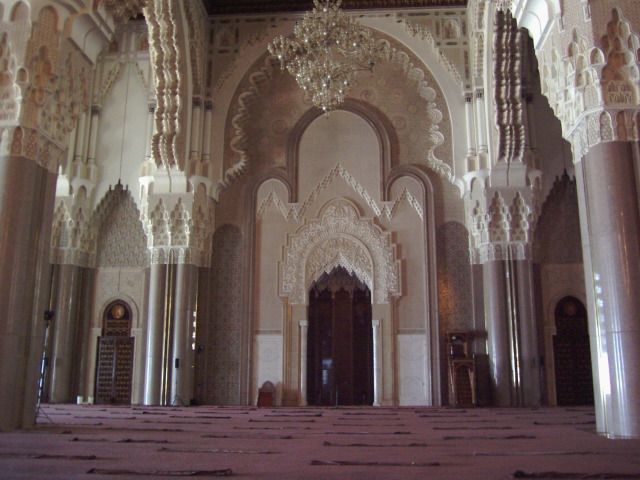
0 404 639 479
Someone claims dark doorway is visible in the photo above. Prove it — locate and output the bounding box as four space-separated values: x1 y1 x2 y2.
307 267 373 406
553 296 594 406
95 301 134 404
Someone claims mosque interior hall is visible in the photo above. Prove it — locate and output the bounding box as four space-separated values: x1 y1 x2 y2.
1 0 640 477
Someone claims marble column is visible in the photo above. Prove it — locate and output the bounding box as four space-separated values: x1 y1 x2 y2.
298 320 309 406
513 259 541 407
75 268 95 403
372 319 382 406
0 155 56 431
580 141 640 438
170 263 198 406
475 89 490 169
464 93 478 171
483 256 540 407
48 264 83 403
143 263 168 405
483 260 512 406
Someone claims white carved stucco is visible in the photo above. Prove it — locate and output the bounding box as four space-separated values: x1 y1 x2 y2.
280 200 400 305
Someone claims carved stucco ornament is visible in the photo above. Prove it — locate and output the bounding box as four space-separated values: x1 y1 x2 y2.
280 199 400 305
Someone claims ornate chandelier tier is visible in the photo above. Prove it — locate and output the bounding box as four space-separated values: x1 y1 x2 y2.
268 0 386 112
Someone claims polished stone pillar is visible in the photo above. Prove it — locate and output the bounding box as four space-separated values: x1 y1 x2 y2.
48 264 83 403
75 268 95 403
580 141 640 438
0 155 56 431
298 320 308 406
483 260 512 406
143 263 168 405
483 257 540 407
513 259 541 406
372 319 382 406
170 264 198 406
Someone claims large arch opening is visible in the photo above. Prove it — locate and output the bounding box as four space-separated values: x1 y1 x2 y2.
307 267 374 406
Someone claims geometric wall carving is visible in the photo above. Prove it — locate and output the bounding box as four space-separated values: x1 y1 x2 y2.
534 171 583 265
205 224 243 404
436 221 472 333
95 184 149 268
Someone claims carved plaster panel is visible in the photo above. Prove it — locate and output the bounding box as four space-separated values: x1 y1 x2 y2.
402 16 468 88
494 10 527 164
144 0 188 170
536 8 640 159
257 164 424 223
0 33 21 122
468 190 536 263
280 199 400 305
306 237 375 295
101 0 147 24
95 186 149 268
140 189 215 267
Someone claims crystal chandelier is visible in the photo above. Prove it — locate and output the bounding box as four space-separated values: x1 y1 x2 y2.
268 0 386 112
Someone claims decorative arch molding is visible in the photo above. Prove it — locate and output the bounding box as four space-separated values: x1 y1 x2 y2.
306 235 375 296
211 14 461 178
100 295 141 329
280 199 400 305
223 29 455 192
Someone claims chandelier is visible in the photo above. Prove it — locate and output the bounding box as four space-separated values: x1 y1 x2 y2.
268 0 386 112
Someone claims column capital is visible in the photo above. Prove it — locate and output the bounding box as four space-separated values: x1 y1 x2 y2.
530 7 640 162
1 127 66 174
141 190 215 268
466 187 537 264
298 320 309 327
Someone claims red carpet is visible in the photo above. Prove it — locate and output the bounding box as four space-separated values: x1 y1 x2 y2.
0 404 638 479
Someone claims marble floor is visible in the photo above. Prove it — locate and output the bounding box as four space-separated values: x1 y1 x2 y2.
1 404 639 479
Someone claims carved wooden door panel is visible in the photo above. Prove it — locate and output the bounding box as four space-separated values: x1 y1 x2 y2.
553 297 593 406
307 267 373 406
95 337 134 404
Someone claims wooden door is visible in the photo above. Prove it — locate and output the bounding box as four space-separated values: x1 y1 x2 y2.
95 337 134 404
553 297 594 406
307 268 373 406
95 301 134 404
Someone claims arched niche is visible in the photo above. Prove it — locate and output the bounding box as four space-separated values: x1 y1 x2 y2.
10 2 30 23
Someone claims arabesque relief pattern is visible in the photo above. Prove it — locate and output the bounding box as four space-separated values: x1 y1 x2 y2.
280 200 400 305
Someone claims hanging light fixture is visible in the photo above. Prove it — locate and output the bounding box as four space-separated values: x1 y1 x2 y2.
268 0 386 113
